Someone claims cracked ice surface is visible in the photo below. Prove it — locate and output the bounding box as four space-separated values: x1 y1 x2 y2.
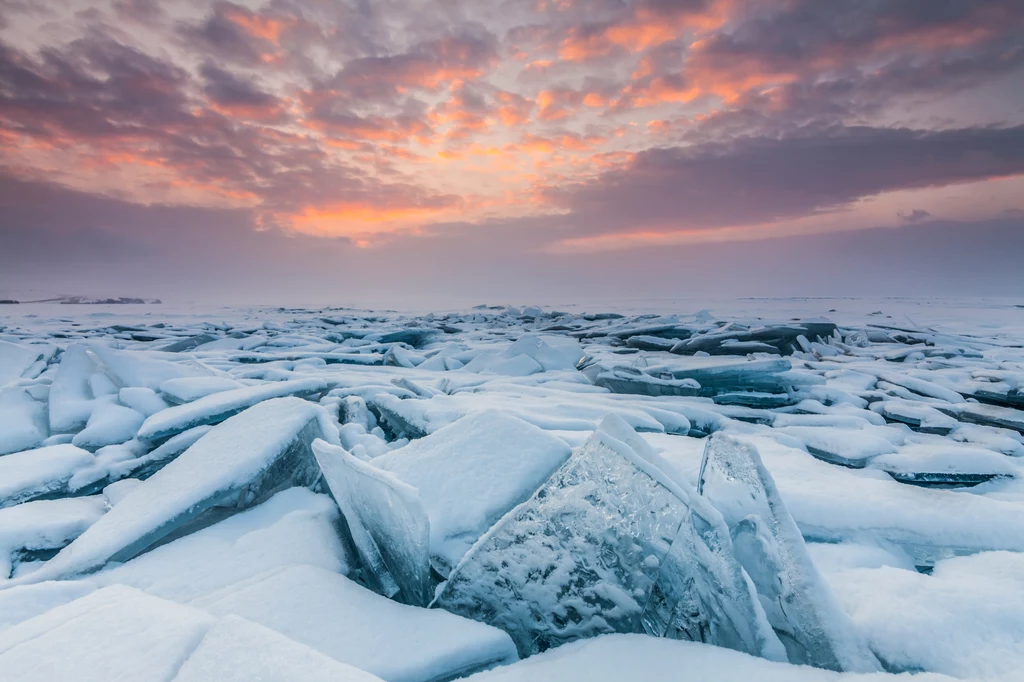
0 297 1023 681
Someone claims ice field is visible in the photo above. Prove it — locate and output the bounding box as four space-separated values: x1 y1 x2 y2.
1 297 1023 681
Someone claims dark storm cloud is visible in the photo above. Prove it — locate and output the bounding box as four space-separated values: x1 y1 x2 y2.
546 124 1024 234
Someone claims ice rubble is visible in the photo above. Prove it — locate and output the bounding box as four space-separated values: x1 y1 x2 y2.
433 416 784 660
9 397 338 585
1 301 1024 680
366 411 571 577
136 377 328 441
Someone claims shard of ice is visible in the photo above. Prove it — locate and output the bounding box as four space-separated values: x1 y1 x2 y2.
136 378 328 442
697 433 882 672
651 357 799 396
0 387 49 455
432 415 784 660
592 366 701 397
314 412 573 605
6 397 339 586
47 344 102 434
0 444 96 509
672 321 839 356
373 411 573 576
312 438 431 604
0 340 51 387
0 496 107 579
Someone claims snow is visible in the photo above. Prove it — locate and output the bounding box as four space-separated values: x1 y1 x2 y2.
0 444 95 509
159 376 248 403
2 299 1024 680
8 398 339 585
117 386 170 417
0 585 216 682
462 634 957 682
822 551 1024 679
0 581 97 631
94 487 349 602
193 564 518 682
70 400 145 449
90 344 214 390
0 340 49 387
173 615 386 682
47 344 101 433
136 377 328 441
0 387 48 454
0 496 107 579
371 410 572 571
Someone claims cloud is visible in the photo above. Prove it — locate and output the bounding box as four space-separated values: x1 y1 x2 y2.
1 0 1023 263
899 209 932 224
199 63 289 123
542 124 1024 237
3 171 1023 304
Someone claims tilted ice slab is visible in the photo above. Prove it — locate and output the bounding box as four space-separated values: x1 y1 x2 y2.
313 412 572 605
193 564 518 682
461 633 958 682
0 444 96 509
173 616 386 682
313 439 429 603
698 434 881 672
0 340 51 387
9 398 338 586
95 487 349 603
0 388 48 455
937 402 1024 435
70 400 145 450
47 344 101 433
372 411 572 577
158 376 248 403
136 378 328 441
89 344 214 391
433 415 784 660
0 495 107 579
775 425 901 468
866 442 1020 487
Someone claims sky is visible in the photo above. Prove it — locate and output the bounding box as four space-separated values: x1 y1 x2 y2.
0 0 1022 306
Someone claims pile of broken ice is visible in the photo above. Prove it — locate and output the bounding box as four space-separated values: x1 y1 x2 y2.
1 305 1023 681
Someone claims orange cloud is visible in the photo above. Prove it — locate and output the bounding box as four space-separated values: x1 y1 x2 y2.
558 2 733 61
222 5 294 45
287 198 462 242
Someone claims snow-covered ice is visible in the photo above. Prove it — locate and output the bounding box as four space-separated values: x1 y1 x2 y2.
1 297 1023 681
